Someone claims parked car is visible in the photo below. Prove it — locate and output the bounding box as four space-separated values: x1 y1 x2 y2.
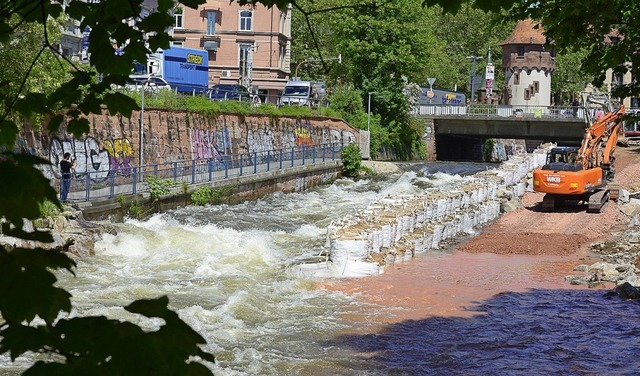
208 84 251 101
279 80 326 107
514 108 524 118
124 75 173 93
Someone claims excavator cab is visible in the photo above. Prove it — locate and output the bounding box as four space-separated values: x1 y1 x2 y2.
542 147 582 171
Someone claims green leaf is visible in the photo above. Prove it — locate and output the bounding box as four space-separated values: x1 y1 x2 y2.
0 325 52 361
0 247 74 324
0 119 19 149
1 224 54 243
66 117 90 138
0 152 59 225
103 92 139 118
14 93 49 119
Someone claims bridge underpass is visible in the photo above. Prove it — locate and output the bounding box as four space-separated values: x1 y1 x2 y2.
419 115 588 161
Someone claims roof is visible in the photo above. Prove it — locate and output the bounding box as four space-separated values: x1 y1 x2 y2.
500 19 546 45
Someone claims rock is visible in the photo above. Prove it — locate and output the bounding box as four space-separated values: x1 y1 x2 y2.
53 215 69 233
500 198 524 213
620 199 640 218
68 235 96 258
618 188 631 204
573 264 590 272
496 188 514 200
614 282 640 299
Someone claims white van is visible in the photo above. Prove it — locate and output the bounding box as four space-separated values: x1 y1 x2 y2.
279 80 326 107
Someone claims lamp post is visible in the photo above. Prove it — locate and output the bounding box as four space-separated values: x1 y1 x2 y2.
467 55 483 103
139 75 156 177
367 91 376 132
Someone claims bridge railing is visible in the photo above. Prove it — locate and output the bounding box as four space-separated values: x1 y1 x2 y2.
414 104 591 120
62 143 344 202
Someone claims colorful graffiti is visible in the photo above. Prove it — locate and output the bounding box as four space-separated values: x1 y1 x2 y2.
294 122 314 147
48 136 136 181
104 138 134 175
189 127 228 167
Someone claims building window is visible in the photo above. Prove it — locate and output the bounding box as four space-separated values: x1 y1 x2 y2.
533 81 539 93
171 41 184 47
174 13 183 28
517 46 525 57
524 88 530 100
514 72 520 85
206 11 217 35
240 10 252 31
279 43 286 68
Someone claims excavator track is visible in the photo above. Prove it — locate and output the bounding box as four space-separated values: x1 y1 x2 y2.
587 189 609 213
542 194 561 212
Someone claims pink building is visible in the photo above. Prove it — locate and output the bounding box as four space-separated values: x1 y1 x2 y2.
171 1 292 101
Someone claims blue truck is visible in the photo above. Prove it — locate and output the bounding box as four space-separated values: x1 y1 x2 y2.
148 47 209 94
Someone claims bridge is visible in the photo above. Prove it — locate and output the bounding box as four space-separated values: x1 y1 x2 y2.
414 104 590 143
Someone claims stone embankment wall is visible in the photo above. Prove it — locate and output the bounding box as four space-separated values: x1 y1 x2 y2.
17 109 359 181
299 149 548 278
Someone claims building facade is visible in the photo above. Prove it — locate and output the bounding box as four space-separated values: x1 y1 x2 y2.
172 1 292 101
500 19 555 107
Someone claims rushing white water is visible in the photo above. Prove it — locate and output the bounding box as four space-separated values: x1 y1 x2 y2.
0 162 494 375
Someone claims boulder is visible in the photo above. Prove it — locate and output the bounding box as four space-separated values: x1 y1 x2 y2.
614 282 640 299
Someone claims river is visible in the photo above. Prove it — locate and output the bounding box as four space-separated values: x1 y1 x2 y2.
2 162 640 375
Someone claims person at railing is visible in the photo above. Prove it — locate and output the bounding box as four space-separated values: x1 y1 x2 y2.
59 152 76 202
571 99 580 117
595 107 605 120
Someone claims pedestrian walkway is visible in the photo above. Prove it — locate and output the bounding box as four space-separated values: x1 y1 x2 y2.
64 143 344 203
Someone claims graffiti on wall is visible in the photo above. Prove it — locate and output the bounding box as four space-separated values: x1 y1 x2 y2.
294 121 314 147
189 127 229 167
104 138 134 175
247 127 276 159
49 136 129 181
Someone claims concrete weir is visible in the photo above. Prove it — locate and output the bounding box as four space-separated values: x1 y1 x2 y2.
298 149 549 278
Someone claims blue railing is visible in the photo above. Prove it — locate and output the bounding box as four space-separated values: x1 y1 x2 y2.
63 143 344 202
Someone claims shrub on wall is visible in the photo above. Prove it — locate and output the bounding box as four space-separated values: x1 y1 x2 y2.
191 186 213 206
341 143 362 178
145 176 177 202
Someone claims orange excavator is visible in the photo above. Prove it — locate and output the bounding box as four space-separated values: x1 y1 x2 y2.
532 99 626 212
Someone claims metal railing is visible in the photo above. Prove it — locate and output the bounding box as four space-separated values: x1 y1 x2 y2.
62 143 344 202
413 104 640 120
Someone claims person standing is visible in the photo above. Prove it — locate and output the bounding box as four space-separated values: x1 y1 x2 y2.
59 153 75 202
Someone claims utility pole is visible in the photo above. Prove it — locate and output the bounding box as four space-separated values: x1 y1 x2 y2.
467 55 483 103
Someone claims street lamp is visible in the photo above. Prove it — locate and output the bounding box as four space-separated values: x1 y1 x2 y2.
467 55 483 103
367 91 376 132
139 74 156 176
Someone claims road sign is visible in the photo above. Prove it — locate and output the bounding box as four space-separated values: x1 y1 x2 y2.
427 90 434 99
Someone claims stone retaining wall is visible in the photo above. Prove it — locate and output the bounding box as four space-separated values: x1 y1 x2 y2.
17 109 358 181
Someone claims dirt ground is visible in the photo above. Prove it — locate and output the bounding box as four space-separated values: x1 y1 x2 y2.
457 145 640 256
325 145 640 323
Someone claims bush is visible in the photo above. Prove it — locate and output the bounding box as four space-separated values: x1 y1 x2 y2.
145 175 177 202
128 199 144 219
341 143 362 178
191 186 213 206
38 199 60 218
483 138 495 162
